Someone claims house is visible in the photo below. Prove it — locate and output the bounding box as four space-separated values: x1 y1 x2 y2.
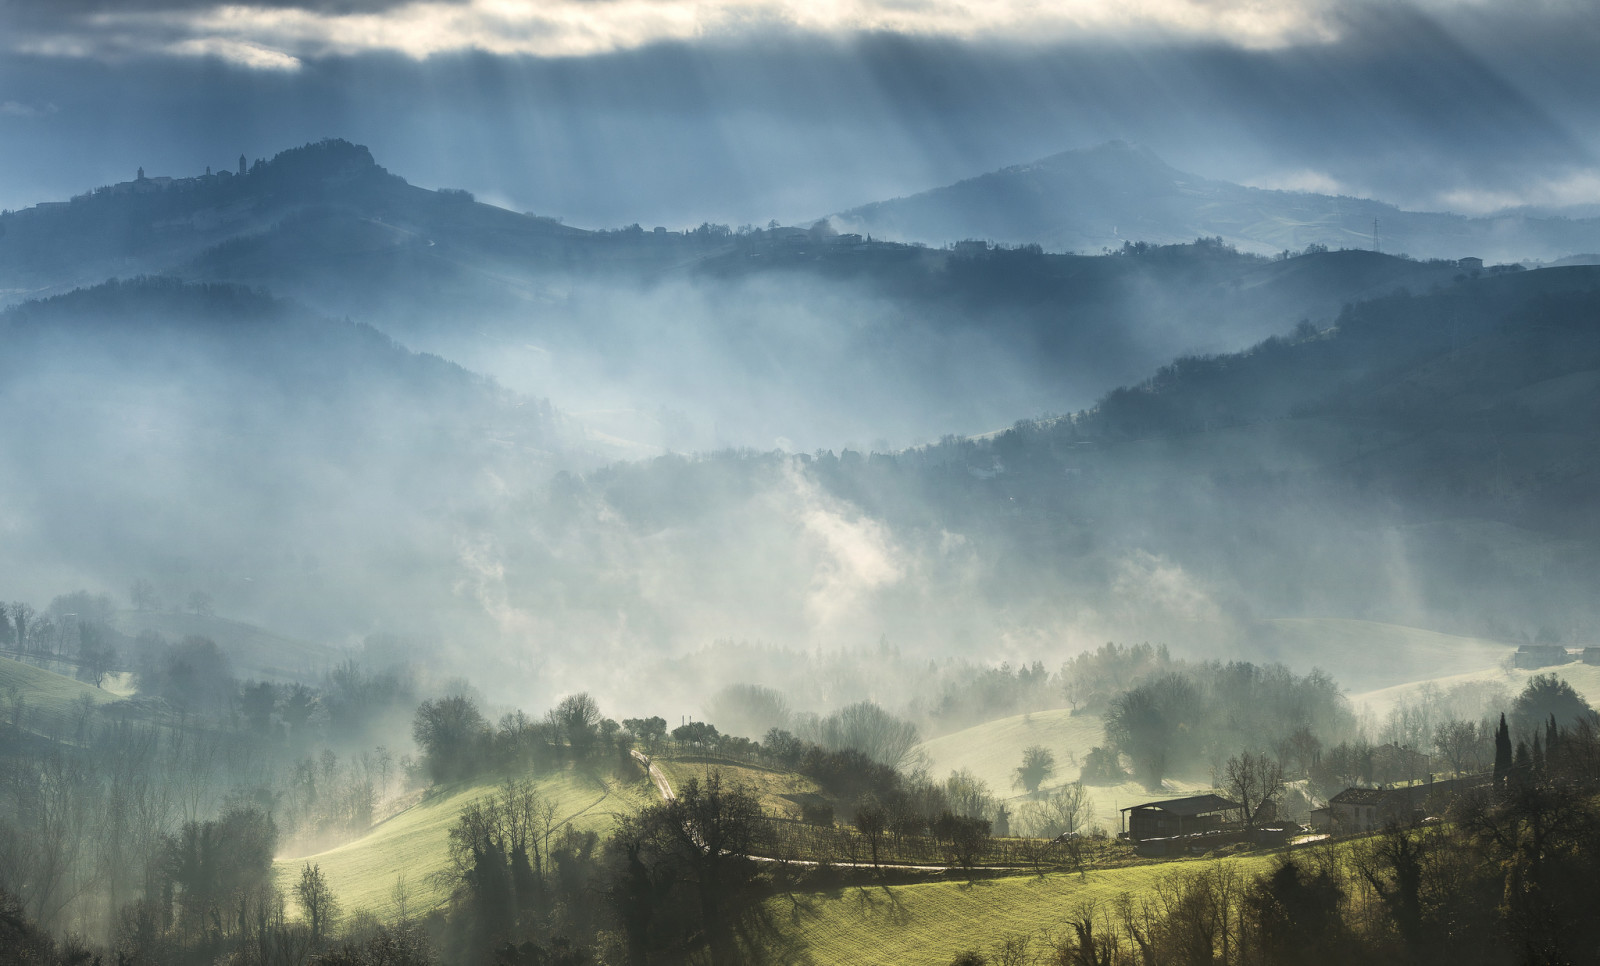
1514 645 1571 669
1326 787 1393 832
1121 794 1243 841
1459 256 1484 271
1321 775 1488 833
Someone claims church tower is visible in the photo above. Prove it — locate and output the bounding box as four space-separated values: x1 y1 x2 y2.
136 167 145 181
238 153 247 176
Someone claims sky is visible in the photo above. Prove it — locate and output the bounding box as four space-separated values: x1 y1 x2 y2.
1 0 1597 227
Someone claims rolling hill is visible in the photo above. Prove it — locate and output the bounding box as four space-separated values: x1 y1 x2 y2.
274 765 653 917
763 853 1279 965
112 610 339 682
830 140 1600 262
0 654 124 738
915 707 1200 833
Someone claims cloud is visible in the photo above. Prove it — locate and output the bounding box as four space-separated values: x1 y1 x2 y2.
2 0 1364 69
0 100 59 117
1434 166 1600 215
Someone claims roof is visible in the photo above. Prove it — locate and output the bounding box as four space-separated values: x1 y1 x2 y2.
1329 787 1390 805
1121 794 1242 817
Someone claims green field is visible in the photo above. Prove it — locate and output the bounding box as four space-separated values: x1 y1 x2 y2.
273 765 655 916
0 653 124 736
763 853 1279 965
916 708 1207 832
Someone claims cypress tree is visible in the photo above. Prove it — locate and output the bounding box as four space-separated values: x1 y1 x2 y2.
1493 713 1513 784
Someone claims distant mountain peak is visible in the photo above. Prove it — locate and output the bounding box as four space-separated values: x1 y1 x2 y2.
831 141 1600 262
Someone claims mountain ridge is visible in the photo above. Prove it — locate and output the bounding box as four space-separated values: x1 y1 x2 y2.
830 140 1600 263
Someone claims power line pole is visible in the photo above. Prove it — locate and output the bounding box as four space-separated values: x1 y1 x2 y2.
1373 218 1380 254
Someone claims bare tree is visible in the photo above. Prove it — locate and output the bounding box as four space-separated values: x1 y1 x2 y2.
129 578 160 612
1433 719 1483 777
1223 751 1285 827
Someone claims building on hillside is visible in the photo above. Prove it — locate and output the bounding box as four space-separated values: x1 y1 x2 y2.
1514 645 1572 669
1459 256 1484 271
1320 775 1489 833
1121 794 1243 841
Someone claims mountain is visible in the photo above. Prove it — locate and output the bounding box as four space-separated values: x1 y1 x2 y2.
0 277 569 638
0 139 1525 454
830 141 1600 263
508 265 1600 663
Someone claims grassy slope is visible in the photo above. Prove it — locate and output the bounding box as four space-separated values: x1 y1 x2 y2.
1354 661 1600 719
916 709 1207 831
765 854 1278 965
0 653 123 736
1237 618 1512 692
273 766 654 917
656 756 825 820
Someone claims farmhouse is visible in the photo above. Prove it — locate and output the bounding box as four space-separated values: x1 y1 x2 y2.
1318 775 1489 833
1120 794 1243 841
1514 645 1571 669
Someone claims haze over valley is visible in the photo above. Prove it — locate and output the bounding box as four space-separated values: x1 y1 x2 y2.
5 3 1600 961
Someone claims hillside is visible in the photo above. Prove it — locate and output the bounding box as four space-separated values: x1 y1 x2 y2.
0 139 1495 456
0 654 123 738
764 853 1279 965
1353 660 1600 722
112 610 338 682
274 765 654 917
830 140 1600 262
0 278 569 642
915 708 1201 832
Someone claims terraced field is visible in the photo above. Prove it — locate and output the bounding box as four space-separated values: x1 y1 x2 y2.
763 853 1280 964
273 765 655 916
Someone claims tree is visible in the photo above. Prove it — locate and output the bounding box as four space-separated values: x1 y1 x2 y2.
1013 745 1057 794
9 602 33 652
413 695 488 784
1511 674 1597 737
622 772 763 965
75 621 117 687
623 717 667 752
130 578 160 612
1080 746 1127 785
1016 781 1088 840
296 862 341 945
186 591 214 617
1493 712 1513 785
1223 751 1284 828
1433 718 1483 777
854 796 887 868
670 721 719 751
1104 674 1201 789
552 692 603 756
808 701 921 770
